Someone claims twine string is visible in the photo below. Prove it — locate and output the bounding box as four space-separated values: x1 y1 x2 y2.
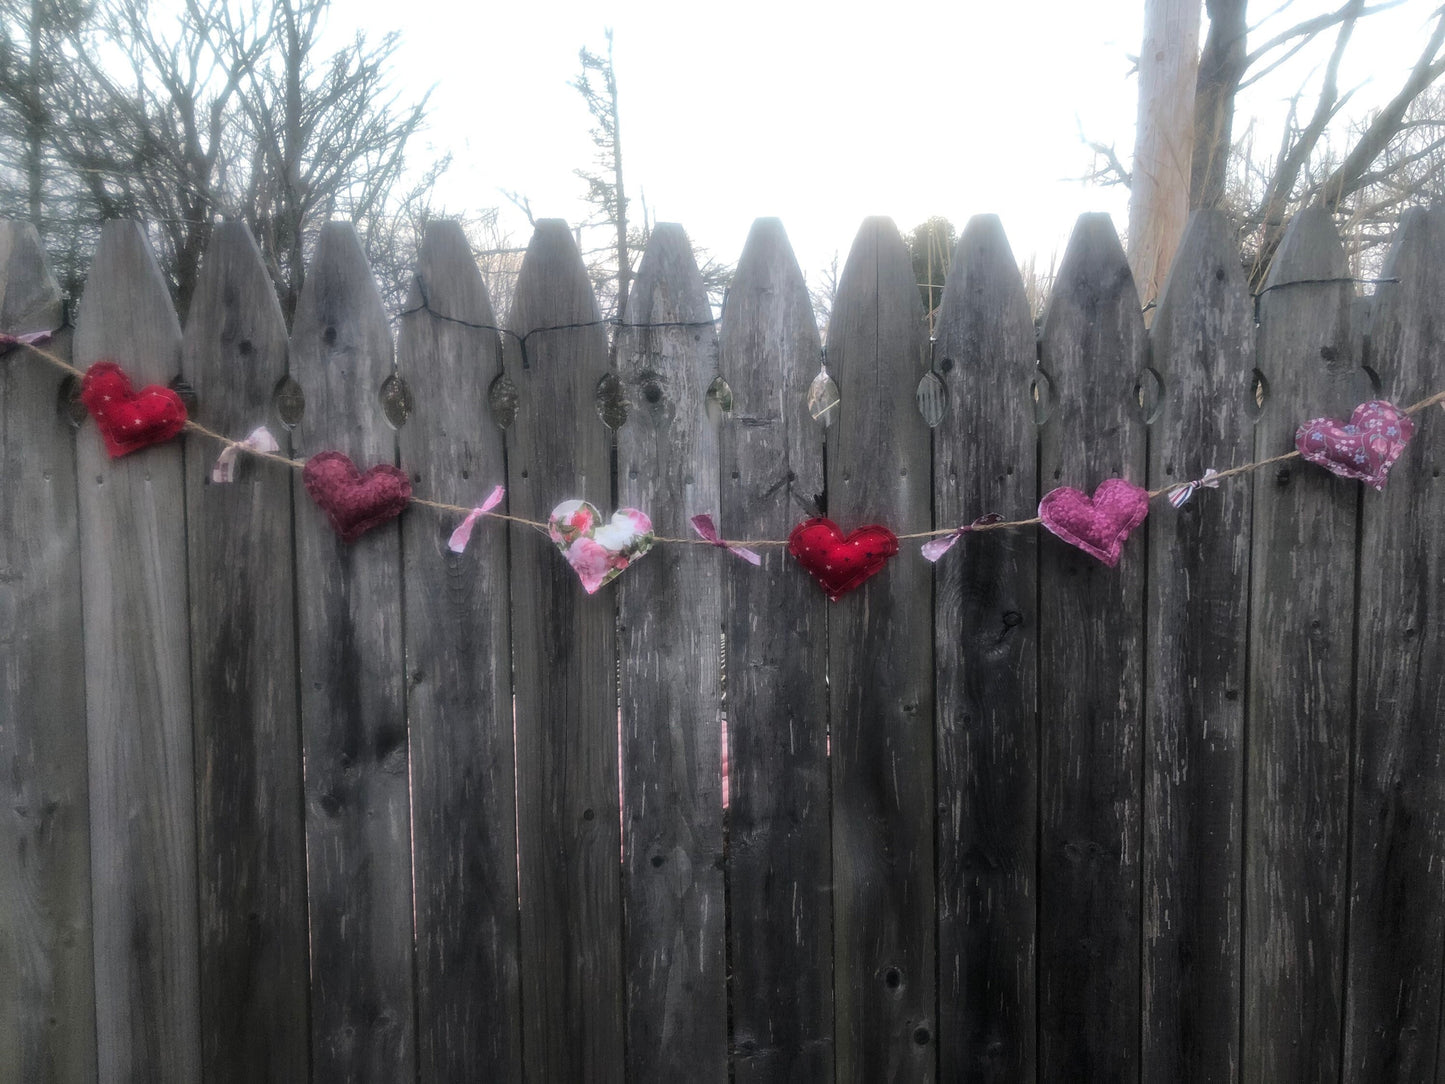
13 339 1445 550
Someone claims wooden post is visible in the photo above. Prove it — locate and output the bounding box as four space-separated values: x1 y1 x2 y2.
1244 205 1356 1081
1341 206 1445 1078
718 218 833 1082
932 214 1039 1080
0 222 95 1081
397 220 522 1079
826 216 936 1080
182 220 309 1082
74 220 200 1081
505 220 624 1081
1036 213 1148 1080
290 221 415 1081
1143 209 1253 1079
615 222 727 1079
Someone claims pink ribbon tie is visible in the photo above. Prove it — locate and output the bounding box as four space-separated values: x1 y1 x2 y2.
691 514 762 566
0 328 54 355
448 485 506 552
211 425 280 483
1167 468 1221 509
921 513 1004 563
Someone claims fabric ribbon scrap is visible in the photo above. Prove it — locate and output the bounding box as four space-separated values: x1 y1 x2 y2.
921 513 1004 562
211 426 281 483
0 328 54 354
1167 468 1221 509
447 485 507 553
691 514 762 565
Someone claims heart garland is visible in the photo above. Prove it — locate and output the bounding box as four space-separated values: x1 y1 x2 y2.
80 360 188 458
1295 399 1414 491
302 451 412 543
548 499 655 594
1039 478 1150 567
788 517 899 600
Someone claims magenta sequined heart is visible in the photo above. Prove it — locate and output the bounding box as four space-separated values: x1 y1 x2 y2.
1295 400 1414 491
1039 478 1150 567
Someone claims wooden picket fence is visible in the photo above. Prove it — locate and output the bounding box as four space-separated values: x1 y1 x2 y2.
1 203 1443 1083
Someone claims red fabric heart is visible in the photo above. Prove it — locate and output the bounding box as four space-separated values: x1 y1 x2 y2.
788 517 899 601
1295 399 1414 491
80 360 188 458
302 451 412 543
1038 478 1149 567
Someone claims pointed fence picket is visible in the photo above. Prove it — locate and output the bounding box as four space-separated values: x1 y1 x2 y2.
2 207 1444 1084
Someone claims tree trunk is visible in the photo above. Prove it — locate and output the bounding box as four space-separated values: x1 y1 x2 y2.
1191 0 1248 210
1129 0 1201 311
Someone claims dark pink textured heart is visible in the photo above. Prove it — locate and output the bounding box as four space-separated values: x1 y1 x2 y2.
302 451 412 543
1039 478 1150 567
1295 399 1414 491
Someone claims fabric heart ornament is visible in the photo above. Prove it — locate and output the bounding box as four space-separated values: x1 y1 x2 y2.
80 359 188 458
788 517 899 601
302 451 412 543
1039 478 1150 567
1295 399 1414 491
548 499 655 594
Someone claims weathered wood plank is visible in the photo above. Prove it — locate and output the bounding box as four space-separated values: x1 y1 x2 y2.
396 220 522 1080
504 219 624 1081
931 214 1039 1082
181 220 309 1083
1341 205 1445 1081
1143 209 1253 1082
290 221 414 1081
0 222 95 1083
615 222 727 1079
717 218 833 1083
1244 204 1357 1082
826 216 936 1080
73 220 200 1081
1036 212 1148 1080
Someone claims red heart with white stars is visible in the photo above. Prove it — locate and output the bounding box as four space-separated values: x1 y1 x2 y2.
302 451 412 543
788 517 899 601
80 360 188 458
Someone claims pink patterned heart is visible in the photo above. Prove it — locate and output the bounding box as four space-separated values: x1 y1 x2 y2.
1039 478 1150 567
1295 399 1414 491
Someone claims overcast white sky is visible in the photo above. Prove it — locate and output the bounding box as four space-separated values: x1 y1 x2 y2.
333 0 1437 290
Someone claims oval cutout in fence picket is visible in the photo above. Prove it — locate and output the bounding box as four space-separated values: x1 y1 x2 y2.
1030 367 1054 426
706 374 733 421
57 374 87 428
1354 364 1382 402
1134 366 1165 424
273 374 305 428
808 367 840 427
488 372 518 431
916 371 946 428
379 372 413 430
596 371 627 430
1248 368 1269 421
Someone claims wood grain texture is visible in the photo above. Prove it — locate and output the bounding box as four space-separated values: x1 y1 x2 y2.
0 222 95 1083
1036 213 1148 1081
826 216 936 1081
182 220 308 1083
73 220 200 1081
504 220 624 1082
396 220 522 1080
615 223 727 1079
1341 206 1445 1081
717 218 833 1083
1244 205 1357 1082
290 221 414 1082
931 214 1039 1082
1143 209 1253 1082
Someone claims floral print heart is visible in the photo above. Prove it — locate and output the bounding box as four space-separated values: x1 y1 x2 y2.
80 359 188 458
302 451 412 543
788 517 899 601
1038 478 1150 567
1295 399 1414 491
548 499 655 594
